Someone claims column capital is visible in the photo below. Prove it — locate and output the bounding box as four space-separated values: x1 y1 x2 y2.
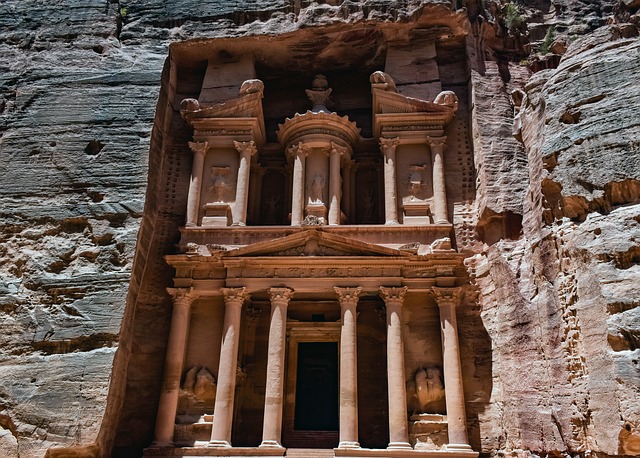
188 141 209 155
166 287 200 306
379 137 400 152
426 136 447 149
432 287 462 307
221 287 250 305
379 286 408 305
334 286 362 307
330 141 348 156
268 287 294 304
233 140 257 157
288 141 311 158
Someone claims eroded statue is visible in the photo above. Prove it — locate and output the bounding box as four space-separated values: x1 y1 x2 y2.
182 366 217 401
310 173 325 205
207 167 230 203
408 366 446 415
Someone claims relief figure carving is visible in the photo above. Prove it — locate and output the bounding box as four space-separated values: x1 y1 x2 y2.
207 166 230 203
310 173 326 205
181 366 217 402
407 366 446 415
407 164 428 201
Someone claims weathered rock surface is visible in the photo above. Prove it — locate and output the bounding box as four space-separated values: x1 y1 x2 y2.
469 22 640 456
1 0 639 457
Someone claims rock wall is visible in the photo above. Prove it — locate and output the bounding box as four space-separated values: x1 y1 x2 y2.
469 18 640 456
0 0 639 457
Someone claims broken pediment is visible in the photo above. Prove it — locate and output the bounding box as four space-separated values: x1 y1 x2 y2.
223 229 411 258
180 78 266 148
370 71 458 138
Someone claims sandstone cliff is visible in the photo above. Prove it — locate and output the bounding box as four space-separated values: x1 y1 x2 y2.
0 1 639 457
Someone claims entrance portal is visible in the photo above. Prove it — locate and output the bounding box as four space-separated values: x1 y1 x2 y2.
284 322 340 448
294 342 339 431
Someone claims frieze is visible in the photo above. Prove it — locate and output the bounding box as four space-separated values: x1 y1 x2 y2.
403 268 437 278
383 125 441 131
197 129 253 136
286 128 353 145
238 265 400 278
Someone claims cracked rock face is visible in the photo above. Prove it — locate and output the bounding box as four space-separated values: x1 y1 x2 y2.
1 0 639 457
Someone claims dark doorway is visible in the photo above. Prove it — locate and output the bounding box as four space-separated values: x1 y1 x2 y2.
294 342 339 431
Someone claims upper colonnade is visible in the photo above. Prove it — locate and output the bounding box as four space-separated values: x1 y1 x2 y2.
179 72 458 229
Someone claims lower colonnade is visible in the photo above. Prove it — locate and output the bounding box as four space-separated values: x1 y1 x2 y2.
146 282 477 458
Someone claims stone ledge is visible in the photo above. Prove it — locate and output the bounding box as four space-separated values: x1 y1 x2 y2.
142 447 478 458
334 448 478 458
143 445 286 457
179 224 454 249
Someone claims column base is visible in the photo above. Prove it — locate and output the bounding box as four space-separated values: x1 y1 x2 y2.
387 442 412 450
259 440 285 449
445 444 473 451
185 222 197 228
385 220 400 225
231 222 246 226
434 219 450 225
338 441 361 449
208 440 232 448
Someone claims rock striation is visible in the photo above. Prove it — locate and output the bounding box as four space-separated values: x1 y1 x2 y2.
0 0 639 457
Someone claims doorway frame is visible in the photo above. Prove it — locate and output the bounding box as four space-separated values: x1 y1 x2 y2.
283 321 341 448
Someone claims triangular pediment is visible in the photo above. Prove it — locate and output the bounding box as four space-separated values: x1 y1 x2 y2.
223 229 410 258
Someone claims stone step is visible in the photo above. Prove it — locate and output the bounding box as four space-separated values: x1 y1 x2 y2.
285 449 335 458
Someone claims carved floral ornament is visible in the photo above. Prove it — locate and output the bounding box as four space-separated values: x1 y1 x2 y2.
426 137 447 149
334 286 363 305
166 287 200 305
379 137 400 152
233 140 257 156
288 141 311 158
330 141 348 157
268 287 294 303
379 286 408 304
221 287 250 304
188 141 209 155
431 287 462 307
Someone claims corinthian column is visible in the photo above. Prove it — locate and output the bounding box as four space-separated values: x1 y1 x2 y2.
433 288 472 450
380 138 400 225
260 287 294 449
379 286 411 449
232 141 257 226
209 287 249 447
186 141 208 227
334 286 362 448
290 142 309 226
428 137 449 224
152 288 199 446
329 142 346 225
342 159 354 223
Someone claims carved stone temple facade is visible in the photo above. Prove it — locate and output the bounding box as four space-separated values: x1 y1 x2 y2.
145 44 478 458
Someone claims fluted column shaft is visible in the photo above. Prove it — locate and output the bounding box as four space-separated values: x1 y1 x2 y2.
186 142 208 227
153 288 198 446
210 288 249 447
261 288 294 448
434 288 471 450
380 138 400 225
233 141 257 226
342 160 353 223
329 143 345 225
379 286 411 449
428 137 449 224
290 143 308 226
335 287 362 448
